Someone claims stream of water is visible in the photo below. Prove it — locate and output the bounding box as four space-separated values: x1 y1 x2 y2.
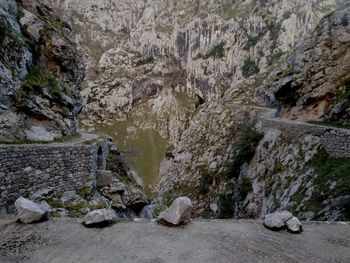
95 118 168 197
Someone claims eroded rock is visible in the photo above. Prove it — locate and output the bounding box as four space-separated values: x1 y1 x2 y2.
15 197 48 224
286 216 303 233
83 209 114 227
263 211 293 230
158 197 193 226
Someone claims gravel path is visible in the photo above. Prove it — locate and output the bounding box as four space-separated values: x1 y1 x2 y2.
1 219 349 263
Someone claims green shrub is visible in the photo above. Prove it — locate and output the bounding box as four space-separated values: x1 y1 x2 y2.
218 193 235 219
209 42 225 59
238 177 253 197
199 168 213 194
241 58 259 78
224 123 263 179
135 56 154 67
22 69 61 96
304 149 350 218
244 32 265 50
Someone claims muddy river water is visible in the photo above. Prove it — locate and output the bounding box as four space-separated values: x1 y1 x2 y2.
96 118 168 196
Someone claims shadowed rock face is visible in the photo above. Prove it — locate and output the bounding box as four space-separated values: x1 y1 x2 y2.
263 6 350 124
0 0 84 142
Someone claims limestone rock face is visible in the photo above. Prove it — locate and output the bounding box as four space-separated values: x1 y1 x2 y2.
261 6 350 125
15 197 48 224
0 0 84 142
40 0 342 142
158 196 193 226
83 209 114 226
263 211 293 230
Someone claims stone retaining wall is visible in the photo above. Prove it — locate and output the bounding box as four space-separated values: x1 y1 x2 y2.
260 118 350 158
0 139 109 207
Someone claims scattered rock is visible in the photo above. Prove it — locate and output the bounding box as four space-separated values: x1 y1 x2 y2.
264 211 303 234
15 197 48 224
286 216 303 233
96 170 113 188
30 187 56 202
263 211 293 230
158 197 193 226
126 189 148 212
83 209 114 227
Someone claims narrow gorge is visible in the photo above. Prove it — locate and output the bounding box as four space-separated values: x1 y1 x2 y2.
0 0 350 262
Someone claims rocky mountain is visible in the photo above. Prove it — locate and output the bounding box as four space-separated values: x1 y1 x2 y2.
0 0 84 142
260 4 350 124
1 0 349 221
41 0 344 144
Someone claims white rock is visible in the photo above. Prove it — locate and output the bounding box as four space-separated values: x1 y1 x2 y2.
83 209 113 226
264 211 293 230
158 197 193 226
286 216 303 233
15 197 48 224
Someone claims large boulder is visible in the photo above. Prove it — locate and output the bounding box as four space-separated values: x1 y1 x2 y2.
158 197 193 226
83 209 114 227
263 211 293 230
264 211 303 233
285 216 303 233
15 197 48 224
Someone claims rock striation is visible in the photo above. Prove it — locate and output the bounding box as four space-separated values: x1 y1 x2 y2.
0 0 84 142
259 5 350 125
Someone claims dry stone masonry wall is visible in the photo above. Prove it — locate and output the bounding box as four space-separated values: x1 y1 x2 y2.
261 118 350 158
0 139 109 208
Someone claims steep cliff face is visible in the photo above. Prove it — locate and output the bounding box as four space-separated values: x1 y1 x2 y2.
31 0 350 221
41 0 341 142
155 4 350 221
0 0 84 142
239 129 350 221
259 5 350 124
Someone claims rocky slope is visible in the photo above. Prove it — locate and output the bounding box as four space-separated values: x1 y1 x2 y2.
259 4 350 124
23 0 349 221
0 0 84 142
155 5 350 221
41 0 343 143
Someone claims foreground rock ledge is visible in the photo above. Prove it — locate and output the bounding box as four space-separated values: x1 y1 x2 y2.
158 197 193 226
15 197 48 224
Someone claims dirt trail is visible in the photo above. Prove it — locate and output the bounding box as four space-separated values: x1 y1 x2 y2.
1 219 349 263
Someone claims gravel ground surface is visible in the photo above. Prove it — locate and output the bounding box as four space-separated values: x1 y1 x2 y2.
0 218 349 263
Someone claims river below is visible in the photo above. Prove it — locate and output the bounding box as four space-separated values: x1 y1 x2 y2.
95 118 168 197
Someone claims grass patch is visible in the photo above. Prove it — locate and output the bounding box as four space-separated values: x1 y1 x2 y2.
244 32 265 50
241 58 259 78
76 187 91 199
307 121 350 129
135 56 154 67
199 168 213 194
224 123 263 179
218 193 235 219
238 177 253 197
209 41 225 59
290 191 304 203
22 69 61 96
304 149 350 218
